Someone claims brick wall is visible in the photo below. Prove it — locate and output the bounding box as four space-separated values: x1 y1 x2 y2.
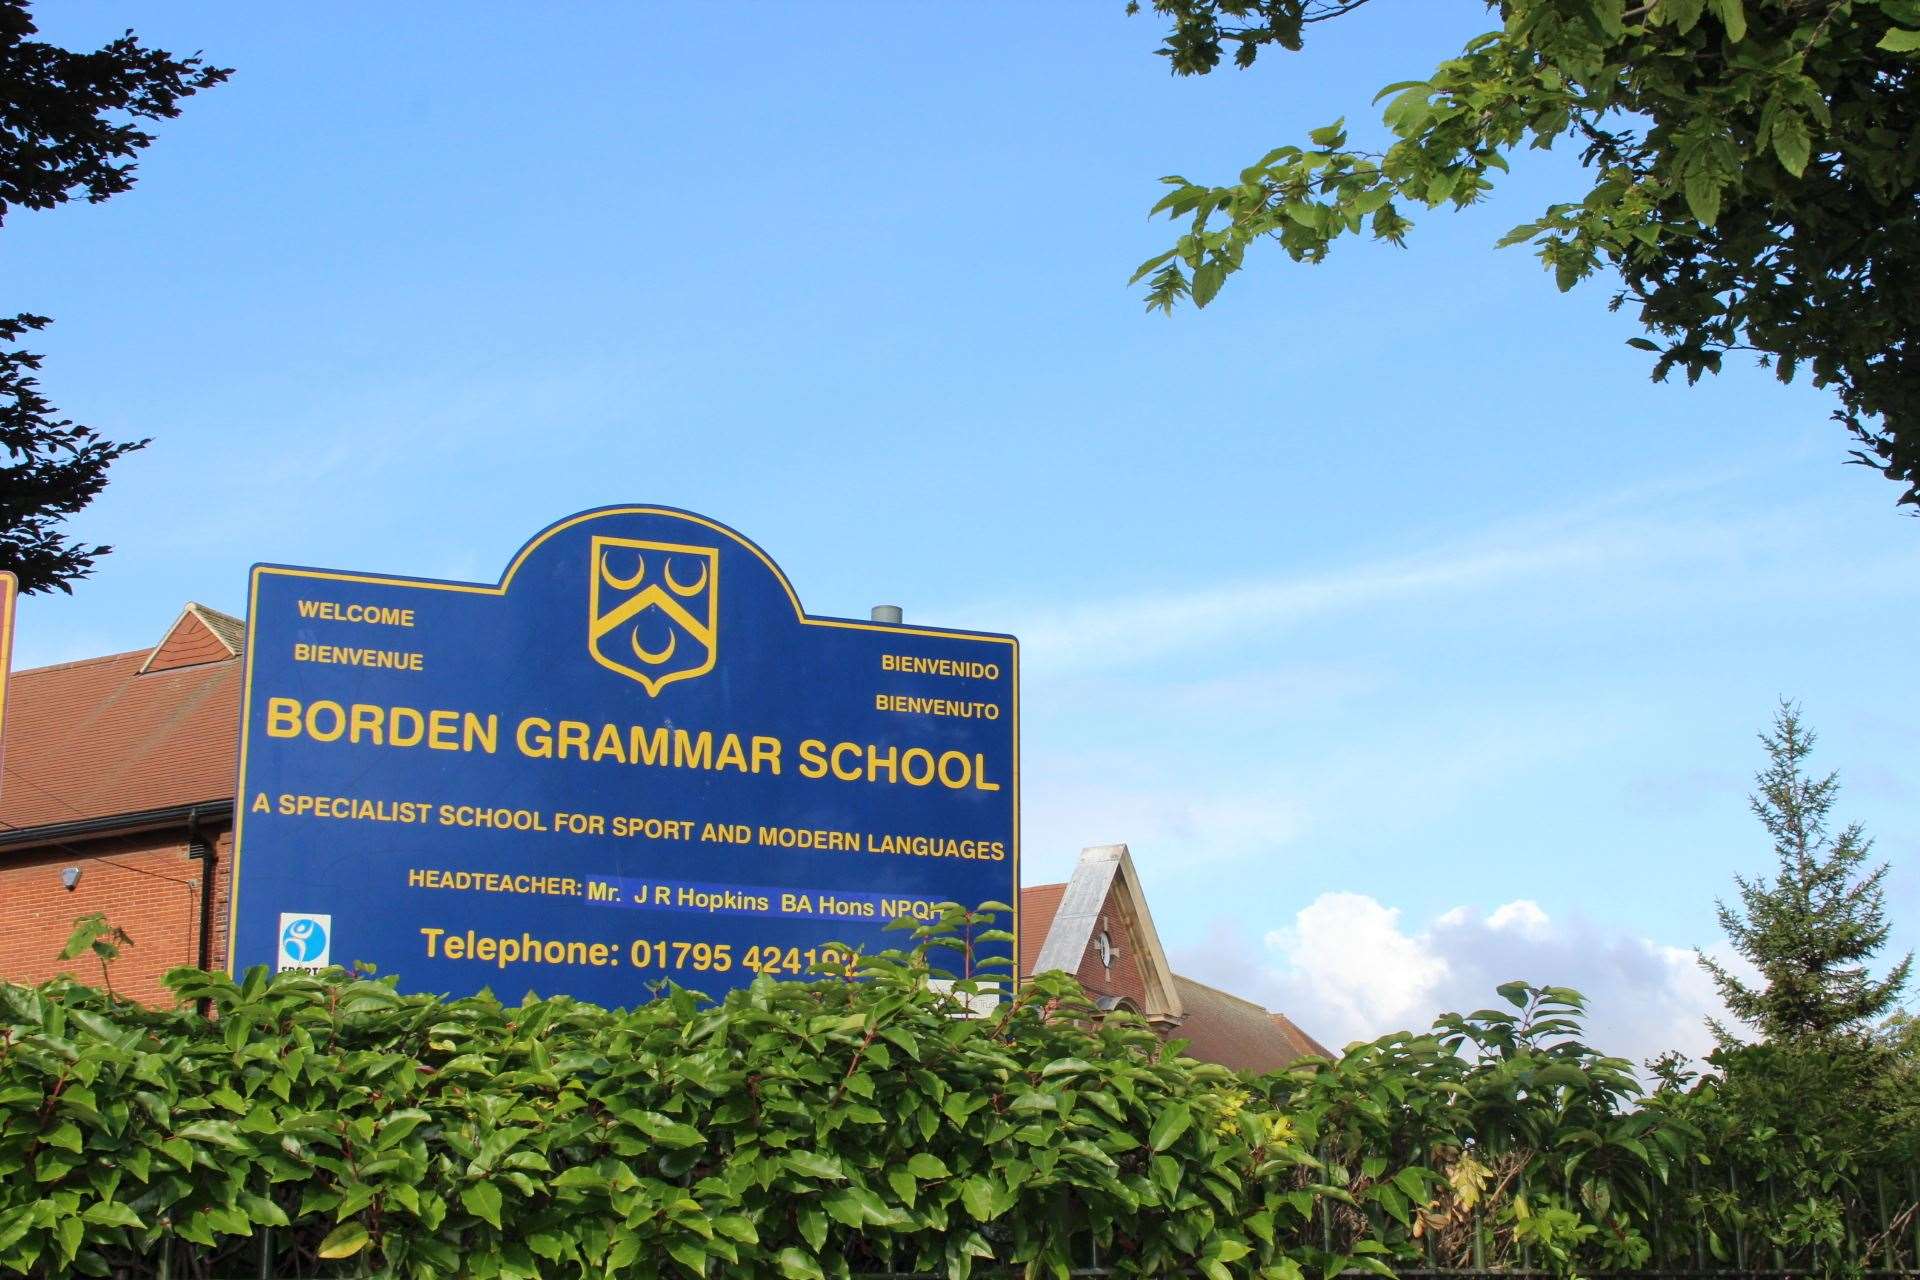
1069 891 1150 1012
0 825 233 1006
207 829 233 985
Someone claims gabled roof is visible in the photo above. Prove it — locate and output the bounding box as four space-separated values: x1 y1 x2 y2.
1031 844 1183 1023
140 603 244 674
1019 850 1330 1076
1 607 243 837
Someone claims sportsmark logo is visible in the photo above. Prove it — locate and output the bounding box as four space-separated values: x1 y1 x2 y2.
277 912 332 971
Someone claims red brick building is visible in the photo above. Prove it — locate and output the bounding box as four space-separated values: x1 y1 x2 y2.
0 605 243 1005
1 605 1326 1070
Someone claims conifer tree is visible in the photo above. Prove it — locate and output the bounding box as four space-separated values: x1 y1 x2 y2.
1701 702 1911 1044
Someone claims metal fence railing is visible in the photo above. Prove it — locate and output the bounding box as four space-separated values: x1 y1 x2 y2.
136 1242 1920 1280
115 1163 1920 1280
141 1270 1920 1280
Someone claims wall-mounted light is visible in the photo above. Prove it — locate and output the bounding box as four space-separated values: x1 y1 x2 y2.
61 867 80 891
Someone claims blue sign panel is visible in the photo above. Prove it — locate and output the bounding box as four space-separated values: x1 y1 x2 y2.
230 507 1017 1004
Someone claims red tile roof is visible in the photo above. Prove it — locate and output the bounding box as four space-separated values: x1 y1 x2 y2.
1269 1011 1330 1059
141 605 242 675
195 606 245 656
1 631 241 834
1171 975 1332 1074
1019 882 1064 977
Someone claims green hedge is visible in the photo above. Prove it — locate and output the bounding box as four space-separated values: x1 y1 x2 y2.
1 907 1914 1279
1236 986 1919 1276
0 909 1389 1280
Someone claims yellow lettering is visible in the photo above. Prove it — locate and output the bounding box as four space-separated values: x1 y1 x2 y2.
349 703 384 745
632 725 668 766
937 750 970 789
464 712 497 754
306 700 346 743
390 705 425 748
673 728 712 769
593 721 627 763
798 738 828 779
265 697 302 739
427 709 460 750
517 717 553 757
900 747 935 787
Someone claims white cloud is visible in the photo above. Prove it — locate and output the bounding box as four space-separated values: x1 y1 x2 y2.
1263 892 1451 1034
1487 899 1552 939
1178 891 1752 1070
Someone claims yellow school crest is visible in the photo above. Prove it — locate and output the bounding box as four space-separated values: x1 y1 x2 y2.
588 537 718 695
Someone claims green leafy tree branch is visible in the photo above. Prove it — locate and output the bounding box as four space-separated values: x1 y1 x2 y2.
1131 0 1920 509
0 1 229 593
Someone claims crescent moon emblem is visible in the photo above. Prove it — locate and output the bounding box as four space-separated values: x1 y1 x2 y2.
600 553 646 592
664 557 709 597
630 626 676 667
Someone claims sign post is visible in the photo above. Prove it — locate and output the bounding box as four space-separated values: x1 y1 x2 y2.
230 507 1017 1003
0 571 15 773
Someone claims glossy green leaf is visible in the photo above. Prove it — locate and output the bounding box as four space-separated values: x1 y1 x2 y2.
316 1221 369 1259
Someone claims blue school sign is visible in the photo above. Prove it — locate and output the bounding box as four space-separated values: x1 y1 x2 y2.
229 507 1017 1004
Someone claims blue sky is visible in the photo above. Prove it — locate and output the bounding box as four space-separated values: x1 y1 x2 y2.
11 3 1916 1060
